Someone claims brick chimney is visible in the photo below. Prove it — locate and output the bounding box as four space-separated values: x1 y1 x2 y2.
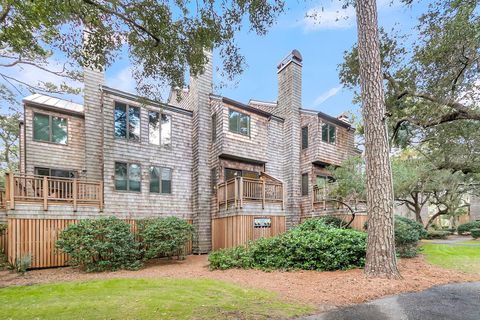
190 51 213 253
276 50 303 228
83 29 105 180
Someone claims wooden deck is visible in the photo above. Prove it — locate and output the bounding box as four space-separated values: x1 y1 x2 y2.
217 177 284 210
4 173 103 211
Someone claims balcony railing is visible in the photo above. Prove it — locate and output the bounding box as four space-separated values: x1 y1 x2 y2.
0 188 6 211
312 184 365 211
217 177 284 210
5 173 103 211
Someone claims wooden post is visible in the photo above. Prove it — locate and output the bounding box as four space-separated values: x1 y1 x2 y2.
262 179 265 209
224 181 228 210
311 186 314 212
217 183 220 210
323 185 326 211
7 173 14 210
239 177 244 209
43 176 48 211
234 178 238 208
72 178 78 212
99 181 104 212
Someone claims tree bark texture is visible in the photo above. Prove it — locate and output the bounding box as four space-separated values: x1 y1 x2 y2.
355 0 401 279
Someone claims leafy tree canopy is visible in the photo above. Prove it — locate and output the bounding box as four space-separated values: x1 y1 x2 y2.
0 0 285 102
339 0 480 155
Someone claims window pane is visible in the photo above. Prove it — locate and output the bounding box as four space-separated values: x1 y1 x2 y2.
161 114 171 147
211 113 217 142
128 106 140 141
52 116 67 144
129 163 141 191
302 173 308 196
302 126 308 149
225 168 241 181
35 167 50 176
239 114 250 136
149 111 160 145
115 162 128 190
329 125 336 144
161 167 172 194
114 103 127 138
228 110 239 133
33 113 50 142
51 169 74 178
322 124 329 143
316 176 326 188
211 167 217 191
149 166 160 193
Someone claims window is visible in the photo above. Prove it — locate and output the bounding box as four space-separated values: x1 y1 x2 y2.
301 126 308 149
211 167 217 191
148 111 171 147
35 167 76 178
211 113 217 142
301 173 309 196
33 113 68 144
114 102 140 141
224 168 259 181
321 123 336 144
115 162 141 192
149 166 172 194
228 109 250 136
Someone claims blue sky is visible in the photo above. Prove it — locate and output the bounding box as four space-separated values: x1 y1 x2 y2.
3 0 426 117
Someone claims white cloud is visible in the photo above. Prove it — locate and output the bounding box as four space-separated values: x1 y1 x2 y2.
301 0 400 32
106 66 136 94
313 86 341 106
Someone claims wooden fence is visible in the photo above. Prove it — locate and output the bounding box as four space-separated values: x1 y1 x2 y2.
6 218 193 269
217 177 284 210
212 215 286 250
5 173 103 211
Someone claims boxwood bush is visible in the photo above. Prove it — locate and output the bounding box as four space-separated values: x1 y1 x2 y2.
457 221 480 235
366 215 426 258
137 217 194 260
426 230 450 239
316 216 349 229
209 219 367 271
56 217 142 272
471 229 480 239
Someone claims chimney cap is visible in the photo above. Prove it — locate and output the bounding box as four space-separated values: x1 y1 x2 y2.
277 49 303 70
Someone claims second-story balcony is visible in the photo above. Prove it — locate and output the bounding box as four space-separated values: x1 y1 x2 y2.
217 177 284 210
312 183 366 213
4 173 103 211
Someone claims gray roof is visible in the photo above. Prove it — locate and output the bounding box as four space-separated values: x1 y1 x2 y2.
23 94 84 114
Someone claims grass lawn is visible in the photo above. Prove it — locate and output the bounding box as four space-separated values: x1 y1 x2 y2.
0 278 313 320
421 243 480 274
456 240 480 245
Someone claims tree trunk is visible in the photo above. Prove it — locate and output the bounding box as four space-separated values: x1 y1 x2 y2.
426 210 447 229
355 0 400 279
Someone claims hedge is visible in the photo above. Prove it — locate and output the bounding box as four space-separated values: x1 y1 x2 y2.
426 230 450 240
209 218 367 271
457 221 480 235
471 229 480 239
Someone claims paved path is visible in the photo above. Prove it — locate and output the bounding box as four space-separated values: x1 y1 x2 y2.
300 282 480 320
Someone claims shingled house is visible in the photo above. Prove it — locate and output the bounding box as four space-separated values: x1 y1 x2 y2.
1 50 359 267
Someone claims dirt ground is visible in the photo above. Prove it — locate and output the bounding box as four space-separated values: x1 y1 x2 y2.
2 255 479 310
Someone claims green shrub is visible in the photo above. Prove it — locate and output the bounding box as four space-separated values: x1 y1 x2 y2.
209 220 367 271
56 217 142 272
7 254 31 274
426 230 450 239
457 221 480 235
471 229 480 239
0 224 6 236
366 215 426 257
137 217 194 260
315 216 349 229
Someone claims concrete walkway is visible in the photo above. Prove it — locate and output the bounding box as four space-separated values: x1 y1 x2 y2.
300 282 480 320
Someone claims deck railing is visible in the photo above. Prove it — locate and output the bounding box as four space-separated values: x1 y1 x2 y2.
217 177 284 210
5 173 103 211
312 184 365 211
0 188 5 211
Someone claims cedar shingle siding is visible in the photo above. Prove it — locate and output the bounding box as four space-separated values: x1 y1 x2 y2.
15 50 358 252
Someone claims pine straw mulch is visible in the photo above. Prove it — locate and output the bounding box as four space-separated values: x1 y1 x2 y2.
1 255 478 309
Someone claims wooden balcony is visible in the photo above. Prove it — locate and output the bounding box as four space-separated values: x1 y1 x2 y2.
312 184 365 212
5 173 103 211
0 187 6 211
217 177 284 210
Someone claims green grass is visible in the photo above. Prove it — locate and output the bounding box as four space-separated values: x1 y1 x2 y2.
0 278 313 320
421 243 480 274
456 240 480 245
